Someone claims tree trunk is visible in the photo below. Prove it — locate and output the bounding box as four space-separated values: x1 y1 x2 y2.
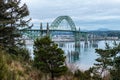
51 72 54 80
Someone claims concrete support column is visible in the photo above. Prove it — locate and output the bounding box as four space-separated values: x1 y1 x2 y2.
46 22 50 36
40 22 43 37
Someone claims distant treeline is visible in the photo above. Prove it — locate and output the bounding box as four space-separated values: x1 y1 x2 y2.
88 30 120 38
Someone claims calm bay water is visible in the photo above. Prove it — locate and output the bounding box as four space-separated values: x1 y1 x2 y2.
26 40 119 70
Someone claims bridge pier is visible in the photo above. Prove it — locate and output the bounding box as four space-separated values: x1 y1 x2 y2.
84 33 88 45
74 28 80 46
40 22 43 37
40 22 50 37
46 23 50 36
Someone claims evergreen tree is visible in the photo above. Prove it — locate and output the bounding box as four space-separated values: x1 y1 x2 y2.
33 36 67 80
110 43 120 80
0 0 31 51
94 42 120 79
110 56 120 80
94 43 111 76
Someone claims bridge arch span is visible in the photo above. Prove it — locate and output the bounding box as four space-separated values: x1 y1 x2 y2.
50 16 76 31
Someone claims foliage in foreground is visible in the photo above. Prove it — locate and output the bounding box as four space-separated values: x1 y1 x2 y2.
0 0 31 52
73 42 120 80
33 36 68 80
94 42 120 80
0 46 43 80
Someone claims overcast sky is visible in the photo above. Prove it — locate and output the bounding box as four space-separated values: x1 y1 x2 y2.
22 0 120 30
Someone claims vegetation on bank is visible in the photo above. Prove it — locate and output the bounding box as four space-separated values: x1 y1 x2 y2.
0 46 42 80
1 36 120 80
33 36 68 80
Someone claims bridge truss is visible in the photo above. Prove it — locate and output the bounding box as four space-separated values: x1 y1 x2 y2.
20 16 88 45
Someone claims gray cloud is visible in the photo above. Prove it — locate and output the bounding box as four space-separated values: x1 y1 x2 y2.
23 0 120 30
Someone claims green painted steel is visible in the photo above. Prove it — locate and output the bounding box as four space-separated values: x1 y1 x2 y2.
20 16 88 44
50 16 76 31
50 15 83 46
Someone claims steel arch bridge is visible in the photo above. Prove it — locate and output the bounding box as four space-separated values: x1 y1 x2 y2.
20 16 88 44
49 16 87 43
50 16 76 31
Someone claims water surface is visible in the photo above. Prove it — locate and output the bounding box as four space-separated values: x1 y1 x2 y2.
26 40 118 70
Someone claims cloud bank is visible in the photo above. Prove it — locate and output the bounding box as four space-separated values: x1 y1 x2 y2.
22 0 120 30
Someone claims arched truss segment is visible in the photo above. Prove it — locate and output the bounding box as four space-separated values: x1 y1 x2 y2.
50 16 76 31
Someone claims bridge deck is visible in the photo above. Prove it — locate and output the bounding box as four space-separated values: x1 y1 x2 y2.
20 29 87 33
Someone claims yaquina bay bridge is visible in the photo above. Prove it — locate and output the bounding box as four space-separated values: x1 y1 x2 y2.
20 16 88 46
